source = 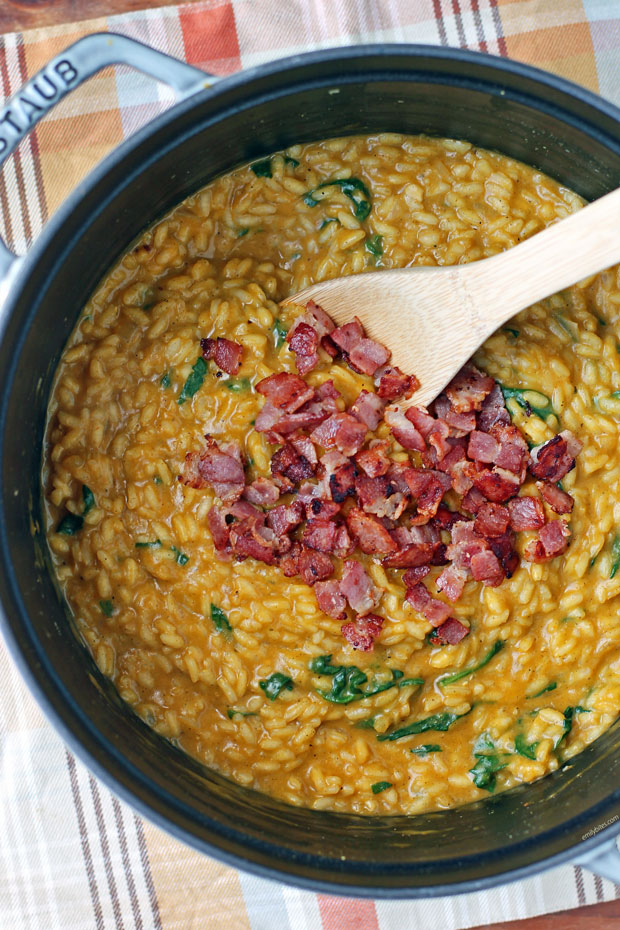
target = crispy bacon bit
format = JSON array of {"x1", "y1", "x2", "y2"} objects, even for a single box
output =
[
  {"x1": 375, "y1": 365, "x2": 419, "y2": 401},
  {"x1": 488, "y1": 530, "x2": 519, "y2": 578},
  {"x1": 311, "y1": 413, "x2": 367, "y2": 457},
  {"x1": 403, "y1": 565, "x2": 431, "y2": 585},
  {"x1": 303, "y1": 519, "x2": 338, "y2": 553},
  {"x1": 306, "y1": 300, "x2": 336, "y2": 335},
  {"x1": 434, "y1": 506, "x2": 462, "y2": 530},
  {"x1": 287, "y1": 321, "x2": 320, "y2": 375},
  {"x1": 348, "y1": 338, "x2": 391, "y2": 376},
  {"x1": 256, "y1": 372, "x2": 314, "y2": 412},
  {"x1": 341, "y1": 614, "x2": 383, "y2": 652},
  {"x1": 350, "y1": 390, "x2": 386, "y2": 430},
  {"x1": 468, "y1": 430, "x2": 499, "y2": 464},
  {"x1": 445, "y1": 364, "x2": 495, "y2": 413},
  {"x1": 470, "y1": 549, "x2": 504, "y2": 586},
  {"x1": 404, "y1": 468, "x2": 451, "y2": 523},
  {"x1": 384, "y1": 406, "x2": 426, "y2": 452},
  {"x1": 330, "y1": 462, "x2": 357, "y2": 503},
  {"x1": 320, "y1": 333, "x2": 340, "y2": 358},
  {"x1": 490, "y1": 423, "x2": 529, "y2": 476},
  {"x1": 201, "y1": 336, "x2": 243, "y2": 375},
  {"x1": 271, "y1": 442, "x2": 315, "y2": 489},
  {"x1": 278, "y1": 541, "x2": 302, "y2": 576},
  {"x1": 331, "y1": 318, "x2": 364, "y2": 354},
  {"x1": 468, "y1": 463, "x2": 521, "y2": 503},
  {"x1": 267, "y1": 500, "x2": 304, "y2": 536},
  {"x1": 306, "y1": 498, "x2": 341, "y2": 520},
  {"x1": 334, "y1": 524, "x2": 355, "y2": 558},
  {"x1": 355, "y1": 440, "x2": 391, "y2": 478},
  {"x1": 340, "y1": 560, "x2": 381, "y2": 614},
  {"x1": 524, "y1": 519, "x2": 571, "y2": 562},
  {"x1": 229, "y1": 521, "x2": 277, "y2": 565},
  {"x1": 207, "y1": 506, "x2": 231, "y2": 552},
  {"x1": 243, "y1": 476, "x2": 280, "y2": 507},
  {"x1": 461, "y1": 486, "x2": 487, "y2": 515},
  {"x1": 430, "y1": 617, "x2": 469, "y2": 645},
  {"x1": 180, "y1": 437, "x2": 245, "y2": 503},
  {"x1": 507, "y1": 496, "x2": 546, "y2": 531},
  {"x1": 355, "y1": 474, "x2": 407, "y2": 521},
  {"x1": 436, "y1": 563, "x2": 468, "y2": 602},
  {"x1": 530, "y1": 432, "x2": 582, "y2": 483},
  {"x1": 314, "y1": 580, "x2": 347, "y2": 619},
  {"x1": 537, "y1": 480, "x2": 574, "y2": 514},
  {"x1": 298, "y1": 547, "x2": 334, "y2": 585},
  {"x1": 478, "y1": 383, "x2": 510, "y2": 432},
  {"x1": 405, "y1": 582, "x2": 452, "y2": 626},
  {"x1": 474, "y1": 502, "x2": 510, "y2": 538},
  {"x1": 436, "y1": 442, "x2": 473, "y2": 495},
  {"x1": 383, "y1": 524, "x2": 440, "y2": 568},
  {"x1": 346, "y1": 508, "x2": 398, "y2": 555}
]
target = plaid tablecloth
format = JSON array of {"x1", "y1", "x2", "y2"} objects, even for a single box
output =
[{"x1": 2, "y1": 1, "x2": 620, "y2": 927}]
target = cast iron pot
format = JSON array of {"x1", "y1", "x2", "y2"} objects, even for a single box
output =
[{"x1": 1, "y1": 34, "x2": 620, "y2": 897}]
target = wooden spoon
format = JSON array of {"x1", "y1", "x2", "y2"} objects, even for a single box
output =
[{"x1": 284, "y1": 186, "x2": 620, "y2": 407}]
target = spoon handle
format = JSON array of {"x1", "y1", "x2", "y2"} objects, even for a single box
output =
[{"x1": 471, "y1": 185, "x2": 620, "y2": 321}]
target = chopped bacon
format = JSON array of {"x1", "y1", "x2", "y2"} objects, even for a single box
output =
[
  {"x1": 403, "y1": 565, "x2": 431, "y2": 585},
  {"x1": 434, "y1": 506, "x2": 462, "y2": 530},
  {"x1": 436, "y1": 563, "x2": 468, "y2": 602},
  {"x1": 524, "y1": 520, "x2": 571, "y2": 562},
  {"x1": 383, "y1": 524, "x2": 440, "y2": 568},
  {"x1": 430, "y1": 617, "x2": 469, "y2": 645},
  {"x1": 355, "y1": 440, "x2": 391, "y2": 478},
  {"x1": 306, "y1": 300, "x2": 336, "y2": 335},
  {"x1": 507, "y1": 496, "x2": 546, "y2": 531},
  {"x1": 243, "y1": 476, "x2": 280, "y2": 507},
  {"x1": 346, "y1": 507, "x2": 398, "y2": 555},
  {"x1": 468, "y1": 463, "x2": 521, "y2": 503},
  {"x1": 355, "y1": 474, "x2": 407, "y2": 521},
  {"x1": 432, "y1": 394, "x2": 476, "y2": 434},
  {"x1": 334, "y1": 524, "x2": 355, "y2": 558},
  {"x1": 474, "y1": 502, "x2": 510, "y2": 538},
  {"x1": 306, "y1": 498, "x2": 341, "y2": 520},
  {"x1": 314, "y1": 580, "x2": 347, "y2": 619},
  {"x1": 488, "y1": 530, "x2": 519, "y2": 578},
  {"x1": 303, "y1": 519, "x2": 338, "y2": 553},
  {"x1": 331, "y1": 318, "x2": 364, "y2": 354},
  {"x1": 435, "y1": 441, "x2": 472, "y2": 495},
  {"x1": 207, "y1": 506, "x2": 231, "y2": 552},
  {"x1": 180, "y1": 437, "x2": 245, "y2": 503},
  {"x1": 530, "y1": 432, "x2": 581, "y2": 483},
  {"x1": 405, "y1": 582, "x2": 452, "y2": 627},
  {"x1": 278, "y1": 541, "x2": 302, "y2": 576},
  {"x1": 267, "y1": 500, "x2": 304, "y2": 536},
  {"x1": 320, "y1": 333, "x2": 340, "y2": 358},
  {"x1": 289, "y1": 431, "x2": 318, "y2": 466},
  {"x1": 350, "y1": 390, "x2": 386, "y2": 430},
  {"x1": 340, "y1": 560, "x2": 381, "y2": 614},
  {"x1": 461, "y1": 486, "x2": 487, "y2": 515},
  {"x1": 311, "y1": 412, "x2": 367, "y2": 456},
  {"x1": 271, "y1": 442, "x2": 315, "y2": 489},
  {"x1": 490, "y1": 423, "x2": 529, "y2": 476},
  {"x1": 537, "y1": 480, "x2": 574, "y2": 514},
  {"x1": 468, "y1": 430, "x2": 499, "y2": 464},
  {"x1": 445, "y1": 364, "x2": 495, "y2": 413},
  {"x1": 329, "y1": 462, "x2": 357, "y2": 503},
  {"x1": 256, "y1": 372, "x2": 314, "y2": 412},
  {"x1": 298, "y1": 547, "x2": 334, "y2": 585},
  {"x1": 201, "y1": 336, "x2": 243, "y2": 375},
  {"x1": 403, "y1": 468, "x2": 451, "y2": 523},
  {"x1": 229, "y1": 521, "x2": 277, "y2": 564},
  {"x1": 375, "y1": 365, "x2": 419, "y2": 401},
  {"x1": 478, "y1": 383, "x2": 510, "y2": 432},
  {"x1": 341, "y1": 614, "x2": 383, "y2": 652},
  {"x1": 384, "y1": 405, "x2": 426, "y2": 452},
  {"x1": 287, "y1": 321, "x2": 320, "y2": 375},
  {"x1": 349, "y1": 338, "x2": 391, "y2": 376},
  {"x1": 470, "y1": 549, "x2": 504, "y2": 587}
]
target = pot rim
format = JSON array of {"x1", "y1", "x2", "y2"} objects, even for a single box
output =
[{"x1": 2, "y1": 41, "x2": 620, "y2": 897}]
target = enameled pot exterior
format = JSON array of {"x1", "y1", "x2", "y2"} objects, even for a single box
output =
[{"x1": 1, "y1": 36, "x2": 620, "y2": 896}]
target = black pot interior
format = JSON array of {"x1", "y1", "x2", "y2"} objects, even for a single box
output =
[{"x1": 2, "y1": 47, "x2": 620, "y2": 895}]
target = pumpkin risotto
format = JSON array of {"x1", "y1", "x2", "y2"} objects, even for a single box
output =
[{"x1": 44, "y1": 134, "x2": 620, "y2": 814}]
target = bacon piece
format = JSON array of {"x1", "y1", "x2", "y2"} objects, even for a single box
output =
[
  {"x1": 180, "y1": 437, "x2": 245, "y2": 503},
  {"x1": 354, "y1": 440, "x2": 391, "y2": 478},
  {"x1": 432, "y1": 394, "x2": 477, "y2": 435},
  {"x1": 346, "y1": 507, "x2": 398, "y2": 555},
  {"x1": 271, "y1": 442, "x2": 315, "y2": 490},
  {"x1": 446, "y1": 521, "x2": 487, "y2": 570},
  {"x1": 436, "y1": 563, "x2": 468, "y2": 602},
  {"x1": 478, "y1": 383, "x2": 510, "y2": 432},
  {"x1": 488, "y1": 530, "x2": 519, "y2": 578},
  {"x1": 507, "y1": 496, "x2": 546, "y2": 531},
  {"x1": 340, "y1": 560, "x2": 381, "y2": 615},
  {"x1": 243, "y1": 477, "x2": 280, "y2": 507},
  {"x1": 314, "y1": 580, "x2": 347, "y2": 619},
  {"x1": 303, "y1": 519, "x2": 338, "y2": 553},
  {"x1": 433, "y1": 506, "x2": 462, "y2": 530},
  {"x1": 430, "y1": 617, "x2": 469, "y2": 645},
  {"x1": 341, "y1": 614, "x2": 383, "y2": 652},
  {"x1": 383, "y1": 524, "x2": 440, "y2": 568},
  {"x1": 355, "y1": 474, "x2": 407, "y2": 521},
  {"x1": 229, "y1": 499, "x2": 265, "y2": 523},
  {"x1": 329, "y1": 462, "x2": 357, "y2": 503},
  {"x1": 405, "y1": 582, "x2": 452, "y2": 627},
  {"x1": 384, "y1": 406, "x2": 426, "y2": 452},
  {"x1": 207, "y1": 505, "x2": 232, "y2": 552},
  {"x1": 403, "y1": 565, "x2": 431, "y2": 585},
  {"x1": 256, "y1": 372, "x2": 315, "y2": 412},
  {"x1": 200, "y1": 337, "x2": 243, "y2": 375},
  {"x1": 278, "y1": 541, "x2": 302, "y2": 576},
  {"x1": 331, "y1": 318, "x2": 364, "y2": 354},
  {"x1": 287, "y1": 321, "x2": 320, "y2": 375},
  {"x1": 311, "y1": 413, "x2": 367, "y2": 457},
  {"x1": 375, "y1": 365, "x2": 419, "y2": 401},
  {"x1": 305, "y1": 300, "x2": 336, "y2": 335},
  {"x1": 445, "y1": 364, "x2": 494, "y2": 413},
  {"x1": 403, "y1": 468, "x2": 451, "y2": 523},
  {"x1": 529, "y1": 433, "x2": 580, "y2": 483},
  {"x1": 229, "y1": 521, "x2": 277, "y2": 565},
  {"x1": 305, "y1": 498, "x2": 341, "y2": 520},
  {"x1": 264, "y1": 392, "x2": 339, "y2": 438},
  {"x1": 470, "y1": 549, "x2": 504, "y2": 586},
  {"x1": 334, "y1": 524, "x2": 355, "y2": 558},
  {"x1": 436, "y1": 441, "x2": 473, "y2": 495},
  {"x1": 474, "y1": 502, "x2": 510, "y2": 538},
  {"x1": 537, "y1": 480, "x2": 574, "y2": 514},
  {"x1": 524, "y1": 520, "x2": 571, "y2": 562},
  {"x1": 468, "y1": 430, "x2": 499, "y2": 464},
  {"x1": 298, "y1": 547, "x2": 334, "y2": 585},
  {"x1": 468, "y1": 463, "x2": 521, "y2": 503},
  {"x1": 266, "y1": 500, "x2": 304, "y2": 536},
  {"x1": 349, "y1": 338, "x2": 391, "y2": 376},
  {"x1": 289, "y1": 431, "x2": 318, "y2": 466},
  {"x1": 462, "y1": 486, "x2": 487, "y2": 515},
  {"x1": 350, "y1": 390, "x2": 386, "y2": 430},
  {"x1": 320, "y1": 333, "x2": 340, "y2": 358},
  {"x1": 490, "y1": 423, "x2": 529, "y2": 476}
]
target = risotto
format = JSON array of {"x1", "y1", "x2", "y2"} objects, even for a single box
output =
[{"x1": 43, "y1": 134, "x2": 620, "y2": 815}]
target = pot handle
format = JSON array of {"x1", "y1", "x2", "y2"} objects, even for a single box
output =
[
  {"x1": 576, "y1": 837, "x2": 620, "y2": 885},
  {"x1": 0, "y1": 32, "x2": 212, "y2": 284}
]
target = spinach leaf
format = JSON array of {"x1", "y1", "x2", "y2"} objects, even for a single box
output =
[
  {"x1": 57, "y1": 513, "x2": 84, "y2": 535},
  {"x1": 371, "y1": 781, "x2": 392, "y2": 795},
  {"x1": 610, "y1": 535, "x2": 620, "y2": 579},
  {"x1": 210, "y1": 603, "x2": 232, "y2": 634},
  {"x1": 251, "y1": 158, "x2": 272, "y2": 177},
  {"x1": 259, "y1": 672, "x2": 293, "y2": 700},
  {"x1": 503, "y1": 327, "x2": 519, "y2": 338},
  {"x1": 304, "y1": 177, "x2": 371, "y2": 221},
  {"x1": 171, "y1": 546, "x2": 189, "y2": 566},
  {"x1": 515, "y1": 732, "x2": 539, "y2": 760},
  {"x1": 178, "y1": 357, "x2": 207, "y2": 404},
  {"x1": 310, "y1": 655, "x2": 422, "y2": 704},
  {"x1": 284, "y1": 155, "x2": 300, "y2": 168},
  {"x1": 470, "y1": 753, "x2": 508, "y2": 791},
  {"x1": 237, "y1": 227, "x2": 250, "y2": 237},
  {"x1": 527, "y1": 681, "x2": 557, "y2": 699},
  {"x1": 500, "y1": 384, "x2": 554, "y2": 421},
  {"x1": 555, "y1": 705, "x2": 590, "y2": 749},
  {"x1": 410, "y1": 744, "x2": 442, "y2": 756},
  {"x1": 135, "y1": 539, "x2": 162, "y2": 549},
  {"x1": 438, "y1": 641, "x2": 503, "y2": 688},
  {"x1": 82, "y1": 485, "x2": 95, "y2": 515},
  {"x1": 160, "y1": 371, "x2": 171, "y2": 388},
  {"x1": 398, "y1": 677, "x2": 426, "y2": 688},
  {"x1": 153, "y1": 476, "x2": 163, "y2": 486},
  {"x1": 377, "y1": 711, "x2": 466, "y2": 742},
  {"x1": 227, "y1": 708, "x2": 257, "y2": 719},
  {"x1": 365, "y1": 234, "x2": 383, "y2": 256},
  {"x1": 355, "y1": 717, "x2": 376, "y2": 730},
  {"x1": 319, "y1": 217, "x2": 338, "y2": 230},
  {"x1": 99, "y1": 599, "x2": 114, "y2": 617},
  {"x1": 226, "y1": 377, "x2": 251, "y2": 392},
  {"x1": 273, "y1": 318, "x2": 288, "y2": 349}
]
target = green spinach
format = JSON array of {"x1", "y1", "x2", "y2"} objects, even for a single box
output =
[
  {"x1": 273, "y1": 319, "x2": 288, "y2": 349},
  {"x1": 57, "y1": 513, "x2": 84, "y2": 535},
  {"x1": 99, "y1": 599, "x2": 114, "y2": 617},
  {"x1": 82, "y1": 485, "x2": 95, "y2": 515},
  {"x1": 371, "y1": 781, "x2": 392, "y2": 795},
  {"x1": 365, "y1": 234, "x2": 383, "y2": 256},
  {"x1": 171, "y1": 546, "x2": 189, "y2": 566},
  {"x1": 610, "y1": 535, "x2": 620, "y2": 579},
  {"x1": 410, "y1": 744, "x2": 442, "y2": 756},
  {"x1": 438, "y1": 641, "x2": 503, "y2": 688},
  {"x1": 160, "y1": 371, "x2": 171, "y2": 388},
  {"x1": 527, "y1": 682, "x2": 557, "y2": 699},
  {"x1": 377, "y1": 711, "x2": 466, "y2": 743},
  {"x1": 226, "y1": 377, "x2": 251, "y2": 392},
  {"x1": 210, "y1": 603, "x2": 232, "y2": 634},
  {"x1": 310, "y1": 655, "x2": 422, "y2": 704},
  {"x1": 515, "y1": 732, "x2": 539, "y2": 760},
  {"x1": 178, "y1": 357, "x2": 207, "y2": 404},
  {"x1": 500, "y1": 384, "x2": 554, "y2": 422},
  {"x1": 304, "y1": 177, "x2": 371, "y2": 221},
  {"x1": 135, "y1": 539, "x2": 162, "y2": 549},
  {"x1": 260, "y1": 672, "x2": 293, "y2": 700}
]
